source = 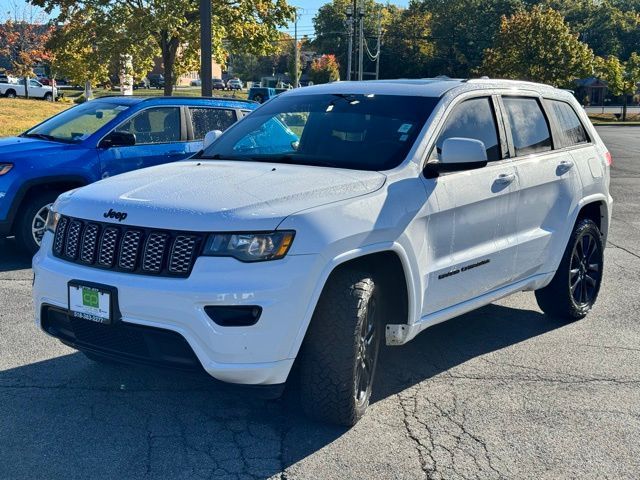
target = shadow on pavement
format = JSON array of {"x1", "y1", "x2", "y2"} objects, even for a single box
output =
[
  {"x1": 0, "y1": 302, "x2": 564, "y2": 479},
  {"x1": 0, "y1": 238, "x2": 32, "y2": 272}
]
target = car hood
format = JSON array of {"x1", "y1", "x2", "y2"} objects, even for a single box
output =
[
  {"x1": 0, "y1": 137, "x2": 71, "y2": 159},
  {"x1": 56, "y1": 160, "x2": 386, "y2": 231}
]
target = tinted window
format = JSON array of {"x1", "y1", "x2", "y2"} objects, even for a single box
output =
[
  {"x1": 189, "y1": 108, "x2": 237, "y2": 139},
  {"x1": 115, "y1": 107, "x2": 181, "y2": 144},
  {"x1": 433, "y1": 97, "x2": 501, "y2": 161},
  {"x1": 503, "y1": 97, "x2": 552, "y2": 156},
  {"x1": 202, "y1": 94, "x2": 439, "y2": 171},
  {"x1": 548, "y1": 100, "x2": 588, "y2": 148}
]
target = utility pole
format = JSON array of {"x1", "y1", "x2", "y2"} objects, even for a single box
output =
[
  {"x1": 294, "y1": 8, "x2": 299, "y2": 88},
  {"x1": 357, "y1": 6, "x2": 364, "y2": 81},
  {"x1": 346, "y1": 6, "x2": 353, "y2": 81},
  {"x1": 200, "y1": 0, "x2": 212, "y2": 97},
  {"x1": 375, "y1": 13, "x2": 382, "y2": 80}
]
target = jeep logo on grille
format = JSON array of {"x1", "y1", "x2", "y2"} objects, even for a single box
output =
[{"x1": 103, "y1": 209, "x2": 128, "y2": 222}]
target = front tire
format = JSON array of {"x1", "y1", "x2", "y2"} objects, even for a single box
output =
[
  {"x1": 43, "y1": 92, "x2": 53, "y2": 101},
  {"x1": 299, "y1": 269, "x2": 382, "y2": 426},
  {"x1": 16, "y1": 192, "x2": 59, "y2": 255},
  {"x1": 535, "y1": 218, "x2": 604, "y2": 320}
]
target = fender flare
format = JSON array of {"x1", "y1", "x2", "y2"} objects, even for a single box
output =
[
  {"x1": 286, "y1": 241, "x2": 420, "y2": 359},
  {"x1": 5, "y1": 175, "x2": 88, "y2": 232}
]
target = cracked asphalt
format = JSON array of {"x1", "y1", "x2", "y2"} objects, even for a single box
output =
[{"x1": 1, "y1": 126, "x2": 639, "y2": 479}]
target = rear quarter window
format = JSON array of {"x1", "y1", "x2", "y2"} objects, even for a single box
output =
[
  {"x1": 189, "y1": 108, "x2": 237, "y2": 140},
  {"x1": 546, "y1": 99, "x2": 589, "y2": 148}
]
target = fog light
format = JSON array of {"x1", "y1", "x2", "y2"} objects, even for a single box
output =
[{"x1": 204, "y1": 306, "x2": 262, "y2": 327}]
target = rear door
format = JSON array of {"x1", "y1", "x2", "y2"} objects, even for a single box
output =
[
  {"x1": 501, "y1": 95, "x2": 582, "y2": 279},
  {"x1": 98, "y1": 106, "x2": 189, "y2": 178},
  {"x1": 184, "y1": 107, "x2": 238, "y2": 155},
  {"x1": 421, "y1": 95, "x2": 520, "y2": 315}
]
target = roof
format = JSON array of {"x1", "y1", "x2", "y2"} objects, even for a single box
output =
[{"x1": 284, "y1": 77, "x2": 559, "y2": 98}]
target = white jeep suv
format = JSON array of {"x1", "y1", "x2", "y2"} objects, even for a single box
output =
[{"x1": 33, "y1": 79, "x2": 612, "y2": 426}]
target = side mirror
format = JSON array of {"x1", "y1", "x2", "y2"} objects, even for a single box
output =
[
  {"x1": 424, "y1": 137, "x2": 488, "y2": 178},
  {"x1": 203, "y1": 129, "x2": 223, "y2": 150},
  {"x1": 100, "y1": 131, "x2": 136, "y2": 148}
]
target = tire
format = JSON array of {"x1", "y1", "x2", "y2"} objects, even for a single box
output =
[
  {"x1": 535, "y1": 218, "x2": 604, "y2": 320},
  {"x1": 43, "y1": 92, "x2": 53, "y2": 102},
  {"x1": 299, "y1": 269, "x2": 382, "y2": 426},
  {"x1": 15, "y1": 191, "x2": 60, "y2": 256},
  {"x1": 5, "y1": 89, "x2": 16, "y2": 99}
]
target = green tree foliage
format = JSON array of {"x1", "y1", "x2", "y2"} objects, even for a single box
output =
[
  {"x1": 380, "y1": 1, "x2": 434, "y2": 78},
  {"x1": 480, "y1": 6, "x2": 594, "y2": 86},
  {"x1": 420, "y1": 0, "x2": 523, "y2": 77},
  {"x1": 594, "y1": 53, "x2": 640, "y2": 120},
  {"x1": 34, "y1": 0, "x2": 295, "y2": 95},
  {"x1": 309, "y1": 54, "x2": 340, "y2": 84}
]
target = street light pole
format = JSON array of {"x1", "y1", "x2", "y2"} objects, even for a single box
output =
[
  {"x1": 357, "y1": 6, "x2": 364, "y2": 81},
  {"x1": 294, "y1": 8, "x2": 299, "y2": 88},
  {"x1": 200, "y1": 0, "x2": 212, "y2": 97},
  {"x1": 346, "y1": 6, "x2": 353, "y2": 81}
]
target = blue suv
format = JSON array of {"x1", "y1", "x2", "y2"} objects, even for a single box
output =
[{"x1": 0, "y1": 96, "x2": 257, "y2": 254}]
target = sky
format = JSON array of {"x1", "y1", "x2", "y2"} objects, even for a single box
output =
[{"x1": 2, "y1": 0, "x2": 409, "y2": 36}]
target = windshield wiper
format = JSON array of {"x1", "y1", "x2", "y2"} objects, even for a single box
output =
[{"x1": 22, "y1": 133, "x2": 72, "y2": 143}]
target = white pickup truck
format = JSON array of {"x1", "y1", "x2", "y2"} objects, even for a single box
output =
[{"x1": 0, "y1": 77, "x2": 58, "y2": 101}]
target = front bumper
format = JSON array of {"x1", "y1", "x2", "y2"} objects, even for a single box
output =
[{"x1": 33, "y1": 233, "x2": 323, "y2": 385}]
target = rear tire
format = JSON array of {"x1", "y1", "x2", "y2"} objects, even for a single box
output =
[
  {"x1": 5, "y1": 89, "x2": 16, "y2": 99},
  {"x1": 16, "y1": 191, "x2": 59, "y2": 256},
  {"x1": 535, "y1": 218, "x2": 604, "y2": 320},
  {"x1": 299, "y1": 269, "x2": 381, "y2": 426}
]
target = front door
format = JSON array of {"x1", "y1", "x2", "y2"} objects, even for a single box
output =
[
  {"x1": 98, "y1": 106, "x2": 189, "y2": 178},
  {"x1": 420, "y1": 95, "x2": 520, "y2": 316}
]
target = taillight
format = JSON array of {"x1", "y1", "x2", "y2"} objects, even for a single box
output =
[{"x1": 604, "y1": 151, "x2": 613, "y2": 166}]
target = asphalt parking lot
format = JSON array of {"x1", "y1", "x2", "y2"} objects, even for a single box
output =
[{"x1": 1, "y1": 126, "x2": 639, "y2": 480}]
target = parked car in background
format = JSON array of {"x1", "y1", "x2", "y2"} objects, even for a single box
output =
[
  {"x1": 0, "y1": 95, "x2": 257, "y2": 254},
  {"x1": 147, "y1": 74, "x2": 165, "y2": 89},
  {"x1": 247, "y1": 86, "x2": 277, "y2": 103},
  {"x1": 212, "y1": 78, "x2": 226, "y2": 90},
  {"x1": 0, "y1": 77, "x2": 59, "y2": 101},
  {"x1": 133, "y1": 79, "x2": 149, "y2": 90},
  {"x1": 226, "y1": 78, "x2": 243, "y2": 90},
  {"x1": 190, "y1": 79, "x2": 202, "y2": 87}
]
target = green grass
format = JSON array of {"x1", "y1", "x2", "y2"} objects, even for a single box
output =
[
  {"x1": 0, "y1": 98, "x2": 70, "y2": 137},
  {"x1": 588, "y1": 113, "x2": 640, "y2": 125}
]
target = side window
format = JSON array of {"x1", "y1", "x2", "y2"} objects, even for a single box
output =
[
  {"x1": 502, "y1": 97, "x2": 552, "y2": 156},
  {"x1": 432, "y1": 97, "x2": 501, "y2": 162},
  {"x1": 189, "y1": 108, "x2": 237, "y2": 140},
  {"x1": 547, "y1": 100, "x2": 589, "y2": 148},
  {"x1": 115, "y1": 107, "x2": 181, "y2": 145}
]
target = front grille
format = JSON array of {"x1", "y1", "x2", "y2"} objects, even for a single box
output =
[{"x1": 52, "y1": 215, "x2": 204, "y2": 277}]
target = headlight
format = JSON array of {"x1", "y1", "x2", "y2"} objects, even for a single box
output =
[
  {"x1": 45, "y1": 207, "x2": 60, "y2": 233},
  {"x1": 202, "y1": 231, "x2": 295, "y2": 262},
  {"x1": 0, "y1": 163, "x2": 13, "y2": 176}
]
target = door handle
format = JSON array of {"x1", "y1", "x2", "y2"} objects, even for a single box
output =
[
  {"x1": 559, "y1": 159, "x2": 574, "y2": 170},
  {"x1": 495, "y1": 173, "x2": 516, "y2": 184}
]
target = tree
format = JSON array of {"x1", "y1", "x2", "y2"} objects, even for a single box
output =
[
  {"x1": 380, "y1": 2, "x2": 434, "y2": 78},
  {"x1": 0, "y1": 5, "x2": 53, "y2": 98},
  {"x1": 594, "y1": 53, "x2": 640, "y2": 121},
  {"x1": 480, "y1": 6, "x2": 594, "y2": 87},
  {"x1": 34, "y1": 0, "x2": 295, "y2": 96},
  {"x1": 420, "y1": 0, "x2": 523, "y2": 77},
  {"x1": 309, "y1": 54, "x2": 340, "y2": 84}
]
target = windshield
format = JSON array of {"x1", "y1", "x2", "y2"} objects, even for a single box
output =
[
  {"x1": 202, "y1": 93, "x2": 439, "y2": 170},
  {"x1": 23, "y1": 101, "x2": 130, "y2": 143}
]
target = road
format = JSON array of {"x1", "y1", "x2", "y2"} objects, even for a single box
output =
[{"x1": 1, "y1": 127, "x2": 639, "y2": 479}]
